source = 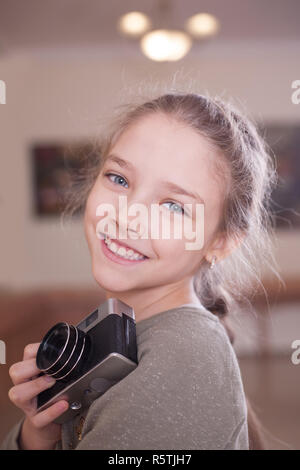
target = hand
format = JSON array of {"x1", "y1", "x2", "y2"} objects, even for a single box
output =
[{"x1": 8, "y1": 342, "x2": 69, "y2": 450}]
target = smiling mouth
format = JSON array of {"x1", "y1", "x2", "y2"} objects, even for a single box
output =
[{"x1": 97, "y1": 232, "x2": 149, "y2": 261}]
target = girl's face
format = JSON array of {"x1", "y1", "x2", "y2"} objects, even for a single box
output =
[{"x1": 84, "y1": 113, "x2": 227, "y2": 296}]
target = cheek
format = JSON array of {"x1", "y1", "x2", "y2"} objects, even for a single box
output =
[
  {"x1": 153, "y1": 237, "x2": 200, "y2": 262},
  {"x1": 84, "y1": 188, "x2": 104, "y2": 248},
  {"x1": 152, "y1": 238, "x2": 204, "y2": 283},
  {"x1": 85, "y1": 184, "x2": 111, "y2": 224}
]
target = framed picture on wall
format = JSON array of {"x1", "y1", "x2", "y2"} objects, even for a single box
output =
[
  {"x1": 30, "y1": 141, "x2": 99, "y2": 217},
  {"x1": 261, "y1": 124, "x2": 300, "y2": 230}
]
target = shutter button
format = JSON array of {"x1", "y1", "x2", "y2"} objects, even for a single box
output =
[{"x1": 70, "y1": 401, "x2": 82, "y2": 411}]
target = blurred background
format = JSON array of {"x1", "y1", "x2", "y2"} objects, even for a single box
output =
[{"x1": 0, "y1": 0, "x2": 299, "y2": 449}]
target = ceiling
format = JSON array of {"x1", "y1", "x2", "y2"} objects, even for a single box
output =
[{"x1": 0, "y1": 0, "x2": 299, "y2": 53}]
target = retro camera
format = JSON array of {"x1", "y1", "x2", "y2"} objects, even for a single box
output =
[{"x1": 36, "y1": 298, "x2": 138, "y2": 424}]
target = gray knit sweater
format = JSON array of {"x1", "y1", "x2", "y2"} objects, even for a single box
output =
[{"x1": 0, "y1": 304, "x2": 249, "y2": 450}]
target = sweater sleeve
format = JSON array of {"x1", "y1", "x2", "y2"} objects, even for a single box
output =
[
  {"x1": 0, "y1": 418, "x2": 24, "y2": 450},
  {"x1": 0, "y1": 417, "x2": 62, "y2": 450},
  {"x1": 75, "y1": 318, "x2": 249, "y2": 450}
]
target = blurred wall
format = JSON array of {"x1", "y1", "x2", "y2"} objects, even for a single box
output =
[{"x1": 0, "y1": 40, "x2": 299, "y2": 289}]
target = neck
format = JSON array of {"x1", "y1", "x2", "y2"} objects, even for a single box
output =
[{"x1": 104, "y1": 279, "x2": 202, "y2": 323}]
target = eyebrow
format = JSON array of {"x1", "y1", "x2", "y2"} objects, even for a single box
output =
[{"x1": 105, "y1": 153, "x2": 205, "y2": 204}]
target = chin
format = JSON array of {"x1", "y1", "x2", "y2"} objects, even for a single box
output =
[{"x1": 91, "y1": 261, "x2": 136, "y2": 293}]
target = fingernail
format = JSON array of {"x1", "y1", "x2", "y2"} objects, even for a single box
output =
[{"x1": 44, "y1": 375, "x2": 56, "y2": 384}]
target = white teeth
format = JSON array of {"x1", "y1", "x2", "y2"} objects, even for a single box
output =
[
  {"x1": 104, "y1": 236, "x2": 145, "y2": 260},
  {"x1": 109, "y1": 242, "x2": 118, "y2": 253},
  {"x1": 117, "y1": 247, "x2": 127, "y2": 257}
]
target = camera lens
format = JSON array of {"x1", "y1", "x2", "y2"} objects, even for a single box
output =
[{"x1": 36, "y1": 322, "x2": 91, "y2": 381}]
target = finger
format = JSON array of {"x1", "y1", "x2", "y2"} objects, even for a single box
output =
[
  {"x1": 9, "y1": 358, "x2": 42, "y2": 385},
  {"x1": 30, "y1": 400, "x2": 69, "y2": 429},
  {"x1": 8, "y1": 374, "x2": 56, "y2": 408},
  {"x1": 23, "y1": 343, "x2": 41, "y2": 361}
]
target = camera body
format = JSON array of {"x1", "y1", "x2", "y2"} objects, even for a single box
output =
[{"x1": 36, "y1": 298, "x2": 138, "y2": 424}]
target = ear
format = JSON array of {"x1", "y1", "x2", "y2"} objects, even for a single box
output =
[{"x1": 205, "y1": 231, "x2": 245, "y2": 264}]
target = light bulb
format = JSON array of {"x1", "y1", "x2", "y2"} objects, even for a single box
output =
[
  {"x1": 117, "y1": 11, "x2": 152, "y2": 37},
  {"x1": 140, "y1": 29, "x2": 192, "y2": 62},
  {"x1": 185, "y1": 13, "x2": 220, "y2": 38}
]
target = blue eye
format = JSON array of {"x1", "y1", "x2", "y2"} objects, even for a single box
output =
[
  {"x1": 104, "y1": 173, "x2": 188, "y2": 216},
  {"x1": 105, "y1": 172, "x2": 128, "y2": 188},
  {"x1": 163, "y1": 201, "x2": 185, "y2": 215}
]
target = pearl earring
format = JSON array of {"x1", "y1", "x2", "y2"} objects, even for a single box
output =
[{"x1": 210, "y1": 255, "x2": 217, "y2": 270}]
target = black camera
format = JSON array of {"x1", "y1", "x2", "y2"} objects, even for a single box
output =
[{"x1": 36, "y1": 298, "x2": 138, "y2": 424}]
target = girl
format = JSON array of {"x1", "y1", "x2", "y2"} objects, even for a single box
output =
[{"x1": 1, "y1": 91, "x2": 280, "y2": 450}]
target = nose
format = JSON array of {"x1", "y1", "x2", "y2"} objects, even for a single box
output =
[
  {"x1": 117, "y1": 212, "x2": 147, "y2": 240},
  {"x1": 117, "y1": 195, "x2": 150, "y2": 240}
]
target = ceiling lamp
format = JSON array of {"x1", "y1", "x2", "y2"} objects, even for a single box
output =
[
  {"x1": 117, "y1": 3, "x2": 220, "y2": 62},
  {"x1": 140, "y1": 29, "x2": 192, "y2": 62},
  {"x1": 185, "y1": 13, "x2": 220, "y2": 38},
  {"x1": 117, "y1": 11, "x2": 152, "y2": 37}
]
